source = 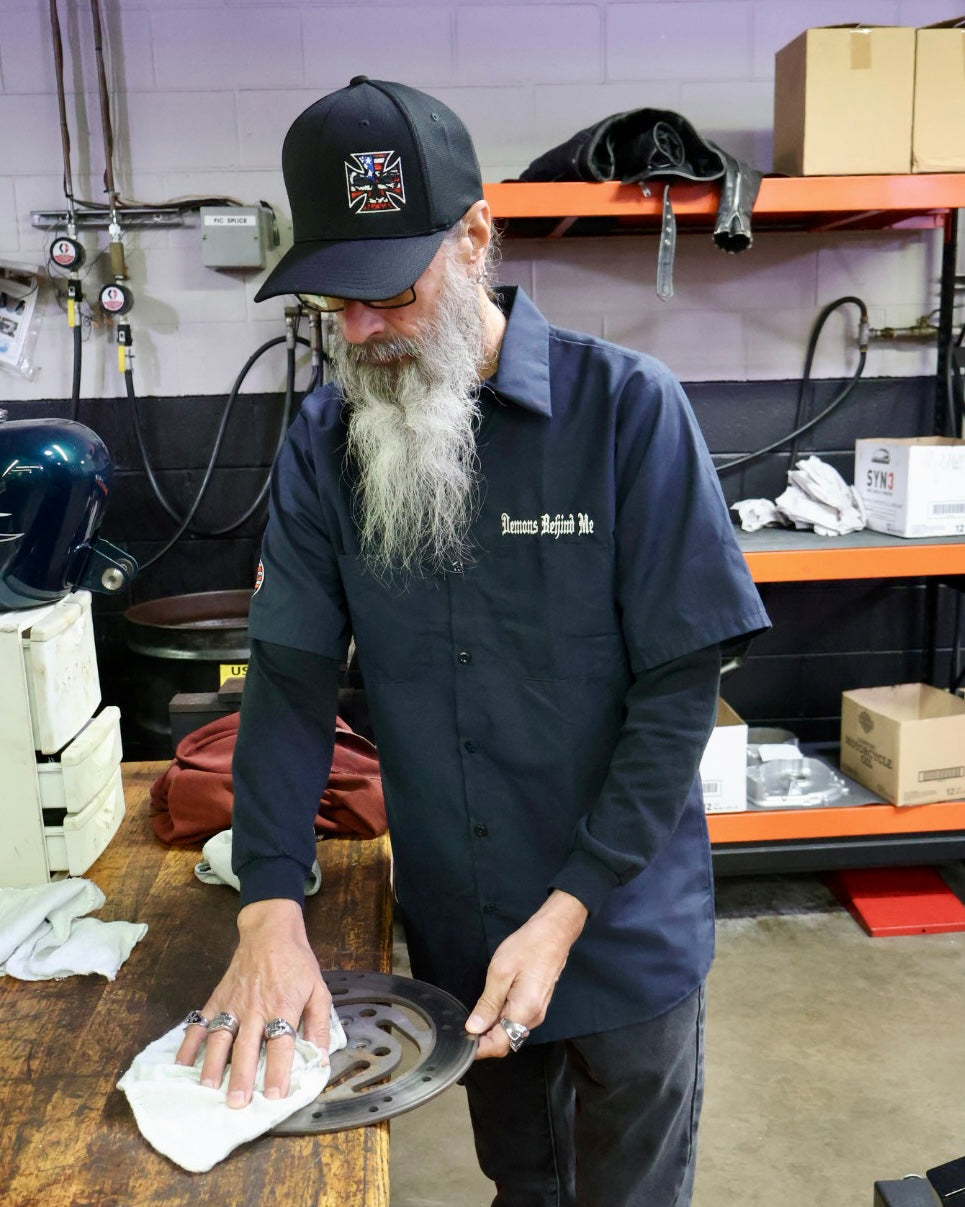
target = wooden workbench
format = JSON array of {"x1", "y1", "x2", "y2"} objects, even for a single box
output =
[{"x1": 0, "y1": 762, "x2": 393, "y2": 1207}]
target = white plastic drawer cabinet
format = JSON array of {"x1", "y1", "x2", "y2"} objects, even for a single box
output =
[
  {"x1": 43, "y1": 765, "x2": 126, "y2": 876},
  {"x1": 21, "y1": 590, "x2": 100, "y2": 753},
  {"x1": 0, "y1": 590, "x2": 123, "y2": 888}
]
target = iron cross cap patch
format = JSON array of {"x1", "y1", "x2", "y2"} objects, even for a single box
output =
[{"x1": 345, "y1": 151, "x2": 406, "y2": 215}]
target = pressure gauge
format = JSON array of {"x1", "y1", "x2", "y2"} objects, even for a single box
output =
[
  {"x1": 50, "y1": 237, "x2": 86, "y2": 270},
  {"x1": 99, "y1": 282, "x2": 133, "y2": 316}
]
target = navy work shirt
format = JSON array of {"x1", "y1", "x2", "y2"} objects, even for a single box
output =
[{"x1": 242, "y1": 286, "x2": 769, "y2": 1041}]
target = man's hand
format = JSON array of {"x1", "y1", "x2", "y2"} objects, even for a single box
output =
[
  {"x1": 465, "y1": 890, "x2": 588, "y2": 1059},
  {"x1": 174, "y1": 898, "x2": 332, "y2": 1108}
]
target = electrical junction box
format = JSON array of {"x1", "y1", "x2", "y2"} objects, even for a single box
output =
[{"x1": 200, "y1": 206, "x2": 271, "y2": 269}]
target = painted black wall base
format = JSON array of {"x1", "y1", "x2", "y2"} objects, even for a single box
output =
[{"x1": 3, "y1": 375, "x2": 960, "y2": 761}]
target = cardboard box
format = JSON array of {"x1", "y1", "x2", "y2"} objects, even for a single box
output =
[
  {"x1": 913, "y1": 19, "x2": 965, "y2": 173},
  {"x1": 854, "y1": 437, "x2": 965, "y2": 538},
  {"x1": 700, "y1": 700, "x2": 747, "y2": 813},
  {"x1": 840, "y1": 683, "x2": 965, "y2": 806},
  {"x1": 773, "y1": 25, "x2": 916, "y2": 175}
]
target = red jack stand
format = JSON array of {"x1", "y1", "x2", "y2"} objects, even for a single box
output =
[{"x1": 827, "y1": 866, "x2": 965, "y2": 937}]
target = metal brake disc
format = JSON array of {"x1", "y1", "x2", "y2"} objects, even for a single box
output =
[{"x1": 272, "y1": 970, "x2": 478, "y2": 1134}]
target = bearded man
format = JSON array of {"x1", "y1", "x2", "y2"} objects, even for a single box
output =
[{"x1": 177, "y1": 77, "x2": 769, "y2": 1207}]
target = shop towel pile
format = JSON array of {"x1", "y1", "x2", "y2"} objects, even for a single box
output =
[{"x1": 0, "y1": 878, "x2": 147, "y2": 981}]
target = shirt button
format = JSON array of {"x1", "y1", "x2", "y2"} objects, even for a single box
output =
[
  {"x1": 473, "y1": 824, "x2": 488, "y2": 838},
  {"x1": 482, "y1": 904, "x2": 497, "y2": 915},
  {"x1": 457, "y1": 651, "x2": 472, "y2": 664},
  {"x1": 463, "y1": 740, "x2": 477, "y2": 754}
]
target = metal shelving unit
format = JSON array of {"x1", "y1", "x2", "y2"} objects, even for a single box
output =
[{"x1": 486, "y1": 176, "x2": 965, "y2": 873}]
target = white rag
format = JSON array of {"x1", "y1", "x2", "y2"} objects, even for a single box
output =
[
  {"x1": 194, "y1": 829, "x2": 322, "y2": 896},
  {"x1": 0, "y1": 878, "x2": 147, "y2": 981},
  {"x1": 117, "y1": 1007, "x2": 347, "y2": 1172},
  {"x1": 733, "y1": 456, "x2": 867, "y2": 537}
]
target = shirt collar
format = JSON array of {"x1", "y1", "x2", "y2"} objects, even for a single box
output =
[{"x1": 485, "y1": 286, "x2": 552, "y2": 418}]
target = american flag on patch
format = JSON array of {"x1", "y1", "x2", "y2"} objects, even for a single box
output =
[{"x1": 345, "y1": 151, "x2": 406, "y2": 214}]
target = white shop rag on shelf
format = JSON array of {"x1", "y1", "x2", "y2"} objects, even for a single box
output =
[
  {"x1": 118, "y1": 1007, "x2": 347, "y2": 1173},
  {"x1": 733, "y1": 456, "x2": 867, "y2": 536},
  {"x1": 0, "y1": 878, "x2": 147, "y2": 981}
]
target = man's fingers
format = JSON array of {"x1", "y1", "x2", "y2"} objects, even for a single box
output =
[
  {"x1": 473, "y1": 1020, "x2": 515, "y2": 1061},
  {"x1": 224, "y1": 1023, "x2": 267, "y2": 1108},
  {"x1": 174, "y1": 1020, "x2": 209, "y2": 1067},
  {"x1": 465, "y1": 977, "x2": 511, "y2": 1035},
  {"x1": 261, "y1": 1021, "x2": 298, "y2": 1100},
  {"x1": 301, "y1": 993, "x2": 332, "y2": 1060},
  {"x1": 199, "y1": 1026, "x2": 237, "y2": 1094}
]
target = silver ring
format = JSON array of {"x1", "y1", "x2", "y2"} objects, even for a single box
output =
[
  {"x1": 181, "y1": 1009, "x2": 210, "y2": 1030},
  {"x1": 208, "y1": 1011, "x2": 240, "y2": 1037},
  {"x1": 264, "y1": 1018, "x2": 298, "y2": 1042},
  {"x1": 499, "y1": 1018, "x2": 530, "y2": 1052}
]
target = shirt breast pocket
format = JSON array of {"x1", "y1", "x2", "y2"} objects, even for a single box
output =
[{"x1": 480, "y1": 538, "x2": 627, "y2": 681}]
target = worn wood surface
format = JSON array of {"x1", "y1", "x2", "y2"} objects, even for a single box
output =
[{"x1": 0, "y1": 762, "x2": 393, "y2": 1207}]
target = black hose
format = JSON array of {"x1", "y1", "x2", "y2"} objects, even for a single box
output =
[
  {"x1": 126, "y1": 366, "x2": 216, "y2": 572},
  {"x1": 944, "y1": 319, "x2": 965, "y2": 437},
  {"x1": 70, "y1": 320, "x2": 81, "y2": 421},
  {"x1": 199, "y1": 338, "x2": 298, "y2": 536},
  {"x1": 129, "y1": 335, "x2": 309, "y2": 567},
  {"x1": 717, "y1": 296, "x2": 869, "y2": 475}
]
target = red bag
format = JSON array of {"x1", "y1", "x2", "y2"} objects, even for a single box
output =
[{"x1": 149, "y1": 712, "x2": 386, "y2": 846}]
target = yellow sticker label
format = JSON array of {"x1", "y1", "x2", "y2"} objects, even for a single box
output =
[{"x1": 219, "y1": 663, "x2": 248, "y2": 686}]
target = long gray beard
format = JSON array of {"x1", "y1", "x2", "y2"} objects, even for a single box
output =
[{"x1": 331, "y1": 262, "x2": 488, "y2": 578}]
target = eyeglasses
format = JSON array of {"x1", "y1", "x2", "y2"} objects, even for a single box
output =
[{"x1": 296, "y1": 286, "x2": 417, "y2": 313}]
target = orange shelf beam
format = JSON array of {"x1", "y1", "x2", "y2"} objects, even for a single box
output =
[
  {"x1": 743, "y1": 540, "x2": 965, "y2": 582},
  {"x1": 484, "y1": 175, "x2": 965, "y2": 227},
  {"x1": 708, "y1": 799, "x2": 965, "y2": 845}
]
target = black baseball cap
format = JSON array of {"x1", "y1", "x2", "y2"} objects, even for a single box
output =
[{"x1": 254, "y1": 76, "x2": 483, "y2": 302}]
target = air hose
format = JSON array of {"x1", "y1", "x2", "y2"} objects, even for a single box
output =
[
  {"x1": 716, "y1": 296, "x2": 869, "y2": 475},
  {"x1": 130, "y1": 328, "x2": 312, "y2": 572}
]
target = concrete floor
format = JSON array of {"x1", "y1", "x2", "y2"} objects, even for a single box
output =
[{"x1": 388, "y1": 865, "x2": 965, "y2": 1206}]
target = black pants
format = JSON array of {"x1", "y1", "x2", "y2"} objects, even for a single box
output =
[{"x1": 461, "y1": 986, "x2": 705, "y2": 1207}]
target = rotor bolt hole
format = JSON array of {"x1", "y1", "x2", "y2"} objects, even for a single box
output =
[
  {"x1": 360, "y1": 1008, "x2": 378, "y2": 1017},
  {"x1": 373, "y1": 1046, "x2": 391, "y2": 1056}
]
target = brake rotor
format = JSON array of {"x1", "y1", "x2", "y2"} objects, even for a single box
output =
[{"x1": 272, "y1": 970, "x2": 478, "y2": 1133}]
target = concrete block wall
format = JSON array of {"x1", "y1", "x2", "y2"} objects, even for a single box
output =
[{"x1": 2, "y1": 0, "x2": 963, "y2": 404}]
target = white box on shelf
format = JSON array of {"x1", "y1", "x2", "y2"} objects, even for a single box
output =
[
  {"x1": 854, "y1": 437, "x2": 965, "y2": 538},
  {"x1": 700, "y1": 700, "x2": 748, "y2": 813}
]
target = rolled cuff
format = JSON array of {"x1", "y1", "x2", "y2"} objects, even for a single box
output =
[
  {"x1": 549, "y1": 848, "x2": 622, "y2": 918},
  {"x1": 237, "y1": 854, "x2": 310, "y2": 910}
]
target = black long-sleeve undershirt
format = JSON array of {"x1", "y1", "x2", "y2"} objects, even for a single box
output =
[{"x1": 230, "y1": 637, "x2": 340, "y2": 908}]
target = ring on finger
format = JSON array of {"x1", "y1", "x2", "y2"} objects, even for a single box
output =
[
  {"x1": 499, "y1": 1018, "x2": 530, "y2": 1052},
  {"x1": 180, "y1": 1009, "x2": 210, "y2": 1030},
  {"x1": 208, "y1": 1011, "x2": 240, "y2": 1037},
  {"x1": 264, "y1": 1018, "x2": 297, "y2": 1042}
]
